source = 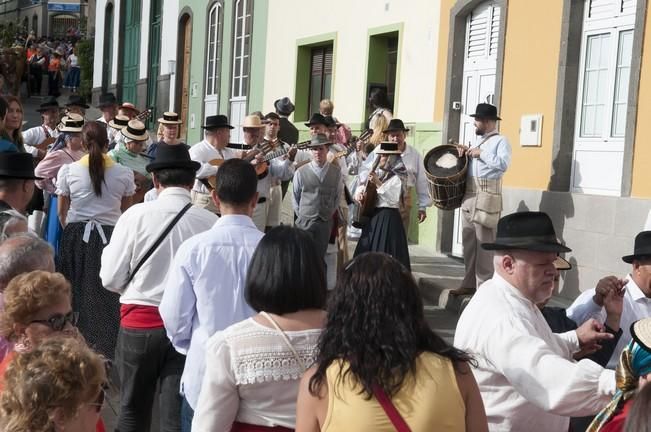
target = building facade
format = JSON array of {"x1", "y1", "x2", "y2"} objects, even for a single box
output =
[{"x1": 436, "y1": 0, "x2": 651, "y2": 300}]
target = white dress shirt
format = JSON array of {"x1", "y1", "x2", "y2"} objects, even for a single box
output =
[
  {"x1": 159, "y1": 215, "x2": 264, "y2": 410},
  {"x1": 467, "y1": 132, "x2": 511, "y2": 180},
  {"x1": 189, "y1": 140, "x2": 240, "y2": 194},
  {"x1": 22, "y1": 124, "x2": 59, "y2": 156},
  {"x1": 100, "y1": 187, "x2": 218, "y2": 306},
  {"x1": 359, "y1": 144, "x2": 432, "y2": 210},
  {"x1": 256, "y1": 157, "x2": 294, "y2": 199},
  {"x1": 566, "y1": 275, "x2": 651, "y2": 369},
  {"x1": 454, "y1": 273, "x2": 615, "y2": 432},
  {"x1": 193, "y1": 318, "x2": 321, "y2": 431}
]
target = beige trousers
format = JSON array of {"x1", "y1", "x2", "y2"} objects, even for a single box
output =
[
  {"x1": 266, "y1": 184, "x2": 282, "y2": 228},
  {"x1": 191, "y1": 190, "x2": 220, "y2": 214},
  {"x1": 252, "y1": 200, "x2": 268, "y2": 232}
]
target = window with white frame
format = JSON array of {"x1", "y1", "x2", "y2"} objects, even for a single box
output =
[
  {"x1": 231, "y1": 0, "x2": 252, "y2": 99},
  {"x1": 571, "y1": 0, "x2": 637, "y2": 195},
  {"x1": 206, "y1": 2, "x2": 223, "y2": 98}
]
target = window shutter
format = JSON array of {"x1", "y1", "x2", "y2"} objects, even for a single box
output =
[
  {"x1": 311, "y1": 49, "x2": 323, "y2": 75},
  {"x1": 587, "y1": 0, "x2": 617, "y2": 20},
  {"x1": 467, "y1": 3, "x2": 490, "y2": 59},
  {"x1": 620, "y1": 0, "x2": 637, "y2": 15},
  {"x1": 489, "y1": 6, "x2": 501, "y2": 57},
  {"x1": 324, "y1": 46, "x2": 333, "y2": 74}
]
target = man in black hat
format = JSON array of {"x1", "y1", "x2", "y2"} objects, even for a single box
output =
[
  {"x1": 567, "y1": 230, "x2": 651, "y2": 369},
  {"x1": 453, "y1": 102, "x2": 512, "y2": 296},
  {"x1": 22, "y1": 96, "x2": 60, "y2": 159},
  {"x1": 189, "y1": 114, "x2": 237, "y2": 214},
  {"x1": 455, "y1": 211, "x2": 617, "y2": 432},
  {"x1": 101, "y1": 143, "x2": 217, "y2": 432},
  {"x1": 293, "y1": 133, "x2": 342, "y2": 260},
  {"x1": 305, "y1": 113, "x2": 329, "y2": 136},
  {"x1": 65, "y1": 94, "x2": 90, "y2": 117},
  {"x1": 359, "y1": 118, "x2": 432, "y2": 236},
  {"x1": 275, "y1": 96, "x2": 299, "y2": 146},
  {"x1": 0, "y1": 152, "x2": 42, "y2": 213},
  {"x1": 96, "y1": 92, "x2": 118, "y2": 125}
]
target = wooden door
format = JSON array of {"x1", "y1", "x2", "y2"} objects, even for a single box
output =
[
  {"x1": 121, "y1": 0, "x2": 141, "y2": 103},
  {"x1": 178, "y1": 15, "x2": 192, "y2": 139},
  {"x1": 146, "y1": 0, "x2": 162, "y2": 129},
  {"x1": 102, "y1": 4, "x2": 114, "y2": 92}
]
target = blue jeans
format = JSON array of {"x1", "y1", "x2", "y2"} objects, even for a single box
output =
[{"x1": 181, "y1": 396, "x2": 194, "y2": 432}]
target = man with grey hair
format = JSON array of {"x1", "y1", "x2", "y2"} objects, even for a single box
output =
[{"x1": 0, "y1": 232, "x2": 55, "y2": 291}]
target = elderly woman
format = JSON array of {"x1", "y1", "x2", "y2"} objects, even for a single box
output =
[
  {"x1": 353, "y1": 141, "x2": 411, "y2": 270},
  {"x1": 296, "y1": 252, "x2": 487, "y2": 432},
  {"x1": 588, "y1": 318, "x2": 651, "y2": 432},
  {"x1": 0, "y1": 207, "x2": 27, "y2": 242},
  {"x1": 193, "y1": 226, "x2": 326, "y2": 431},
  {"x1": 0, "y1": 337, "x2": 106, "y2": 432},
  {"x1": 35, "y1": 114, "x2": 86, "y2": 253},
  {"x1": 107, "y1": 119, "x2": 152, "y2": 203}
]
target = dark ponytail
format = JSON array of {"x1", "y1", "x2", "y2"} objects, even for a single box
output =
[{"x1": 81, "y1": 122, "x2": 108, "y2": 197}]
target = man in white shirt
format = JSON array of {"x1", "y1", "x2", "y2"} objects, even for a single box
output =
[
  {"x1": 453, "y1": 103, "x2": 512, "y2": 296},
  {"x1": 567, "y1": 230, "x2": 651, "y2": 369},
  {"x1": 22, "y1": 97, "x2": 60, "y2": 159},
  {"x1": 100, "y1": 144, "x2": 217, "y2": 432},
  {"x1": 455, "y1": 211, "x2": 617, "y2": 432},
  {"x1": 159, "y1": 158, "x2": 263, "y2": 431},
  {"x1": 189, "y1": 114, "x2": 237, "y2": 214},
  {"x1": 359, "y1": 118, "x2": 432, "y2": 235}
]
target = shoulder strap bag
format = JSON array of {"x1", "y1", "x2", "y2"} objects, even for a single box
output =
[
  {"x1": 372, "y1": 384, "x2": 412, "y2": 432},
  {"x1": 125, "y1": 202, "x2": 192, "y2": 285}
]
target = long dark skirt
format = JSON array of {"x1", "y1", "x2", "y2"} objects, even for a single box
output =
[
  {"x1": 56, "y1": 222, "x2": 120, "y2": 360},
  {"x1": 354, "y1": 207, "x2": 411, "y2": 271}
]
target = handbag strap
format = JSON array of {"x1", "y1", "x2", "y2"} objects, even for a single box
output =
[
  {"x1": 260, "y1": 311, "x2": 306, "y2": 371},
  {"x1": 372, "y1": 384, "x2": 412, "y2": 432},
  {"x1": 125, "y1": 202, "x2": 192, "y2": 285}
]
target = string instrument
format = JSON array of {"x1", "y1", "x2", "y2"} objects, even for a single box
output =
[
  {"x1": 331, "y1": 129, "x2": 373, "y2": 161},
  {"x1": 352, "y1": 155, "x2": 382, "y2": 228}
]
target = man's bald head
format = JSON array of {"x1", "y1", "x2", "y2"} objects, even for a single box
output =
[{"x1": 0, "y1": 233, "x2": 55, "y2": 291}]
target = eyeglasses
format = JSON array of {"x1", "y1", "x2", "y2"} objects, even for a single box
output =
[
  {"x1": 87, "y1": 386, "x2": 106, "y2": 413},
  {"x1": 29, "y1": 311, "x2": 78, "y2": 331}
]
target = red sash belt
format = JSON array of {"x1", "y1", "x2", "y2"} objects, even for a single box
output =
[{"x1": 231, "y1": 422, "x2": 293, "y2": 432}]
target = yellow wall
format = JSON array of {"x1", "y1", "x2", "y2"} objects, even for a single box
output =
[
  {"x1": 433, "y1": 0, "x2": 454, "y2": 123},
  {"x1": 499, "y1": 0, "x2": 564, "y2": 190},
  {"x1": 630, "y1": 6, "x2": 651, "y2": 198}
]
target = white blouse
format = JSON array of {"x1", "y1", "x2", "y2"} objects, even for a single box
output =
[
  {"x1": 56, "y1": 157, "x2": 135, "y2": 226},
  {"x1": 192, "y1": 318, "x2": 321, "y2": 431}
]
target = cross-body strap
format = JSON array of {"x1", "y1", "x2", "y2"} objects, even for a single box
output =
[
  {"x1": 372, "y1": 384, "x2": 412, "y2": 432},
  {"x1": 260, "y1": 311, "x2": 307, "y2": 371},
  {"x1": 125, "y1": 202, "x2": 192, "y2": 285}
]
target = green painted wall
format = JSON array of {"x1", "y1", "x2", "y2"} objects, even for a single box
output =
[{"x1": 182, "y1": 0, "x2": 269, "y2": 145}]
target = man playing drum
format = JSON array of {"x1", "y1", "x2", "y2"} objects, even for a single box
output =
[{"x1": 451, "y1": 103, "x2": 512, "y2": 296}]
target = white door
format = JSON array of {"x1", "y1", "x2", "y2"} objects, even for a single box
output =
[
  {"x1": 571, "y1": 0, "x2": 636, "y2": 196},
  {"x1": 204, "y1": 3, "x2": 222, "y2": 125},
  {"x1": 452, "y1": 1, "x2": 501, "y2": 256},
  {"x1": 229, "y1": 0, "x2": 251, "y2": 145}
]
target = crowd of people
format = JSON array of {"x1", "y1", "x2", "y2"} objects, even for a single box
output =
[{"x1": 0, "y1": 84, "x2": 649, "y2": 432}]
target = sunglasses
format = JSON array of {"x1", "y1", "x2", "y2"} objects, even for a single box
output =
[
  {"x1": 87, "y1": 386, "x2": 106, "y2": 413},
  {"x1": 29, "y1": 311, "x2": 79, "y2": 331}
]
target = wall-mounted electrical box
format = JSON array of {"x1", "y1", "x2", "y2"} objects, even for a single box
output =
[{"x1": 520, "y1": 114, "x2": 543, "y2": 147}]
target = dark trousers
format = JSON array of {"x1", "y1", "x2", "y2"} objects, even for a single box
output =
[
  {"x1": 115, "y1": 326, "x2": 185, "y2": 432},
  {"x1": 48, "y1": 71, "x2": 61, "y2": 96},
  {"x1": 181, "y1": 396, "x2": 194, "y2": 432}
]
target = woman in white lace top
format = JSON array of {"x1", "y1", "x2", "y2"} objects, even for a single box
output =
[{"x1": 193, "y1": 226, "x2": 327, "y2": 432}]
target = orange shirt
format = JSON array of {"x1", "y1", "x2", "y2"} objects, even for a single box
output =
[{"x1": 48, "y1": 57, "x2": 60, "y2": 72}]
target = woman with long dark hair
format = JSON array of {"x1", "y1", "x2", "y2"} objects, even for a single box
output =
[
  {"x1": 193, "y1": 226, "x2": 326, "y2": 431},
  {"x1": 56, "y1": 121, "x2": 135, "y2": 359},
  {"x1": 1, "y1": 96, "x2": 25, "y2": 152},
  {"x1": 296, "y1": 253, "x2": 487, "y2": 432}
]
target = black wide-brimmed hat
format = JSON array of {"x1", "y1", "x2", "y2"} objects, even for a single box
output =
[
  {"x1": 622, "y1": 231, "x2": 651, "y2": 263},
  {"x1": 66, "y1": 94, "x2": 89, "y2": 109},
  {"x1": 306, "y1": 133, "x2": 332, "y2": 148},
  {"x1": 482, "y1": 211, "x2": 571, "y2": 253},
  {"x1": 470, "y1": 103, "x2": 502, "y2": 121},
  {"x1": 383, "y1": 119, "x2": 410, "y2": 133},
  {"x1": 36, "y1": 96, "x2": 60, "y2": 112},
  {"x1": 304, "y1": 113, "x2": 328, "y2": 127},
  {"x1": 274, "y1": 97, "x2": 295, "y2": 116},
  {"x1": 145, "y1": 143, "x2": 200, "y2": 173},
  {"x1": 97, "y1": 92, "x2": 118, "y2": 108},
  {"x1": 0, "y1": 152, "x2": 42, "y2": 180},
  {"x1": 323, "y1": 116, "x2": 337, "y2": 128},
  {"x1": 202, "y1": 115, "x2": 234, "y2": 130}
]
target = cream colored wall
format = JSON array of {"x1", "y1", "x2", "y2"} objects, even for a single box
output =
[
  {"x1": 262, "y1": 0, "x2": 444, "y2": 124},
  {"x1": 498, "y1": 0, "x2": 564, "y2": 190},
  {"x1": 631, "y1": 5, "x2": 651, "y2": 198}
]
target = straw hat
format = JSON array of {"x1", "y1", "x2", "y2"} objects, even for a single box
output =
[
  {"x1": 158, "y1": 112, "x2": 182, "y2": 125},
  {"x1": 108, "y1": 115, "x2": 130, "y2": 130},
  {"x1": 121, "y1": 120, "x2": 149, "y2": 142},
  {"x1": 119, "y1": 102, "x2": 139, "y2": 115},
  {"x1": 631, "y1": 318, "x2": 651, "y2": 350},
  {"x1": 240, "y1": 115, "x2": 265, "y2": 128},
  {"x1": 58, "y1": 114, "x2": 84, "y2": 133}
]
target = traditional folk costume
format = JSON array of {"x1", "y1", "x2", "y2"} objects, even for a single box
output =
[
  {"x1": 146, "y1": 112, "x2": 184, "y2": 158},
  {"x1": 354, "y1": 141, "x2": 410, "y2": 270},
  {"x1": 22, "y1": 97, "x2": 60, "y2": 158},
  {"x1": 454, "y1": 212, "x2": 616, "y2": 432},
  {"x1": 292, "y1": 134, "x2": 342, "y2": 260},
  {"x1": 275, "y1": 97, "x2": 299, "y2": 199}
]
